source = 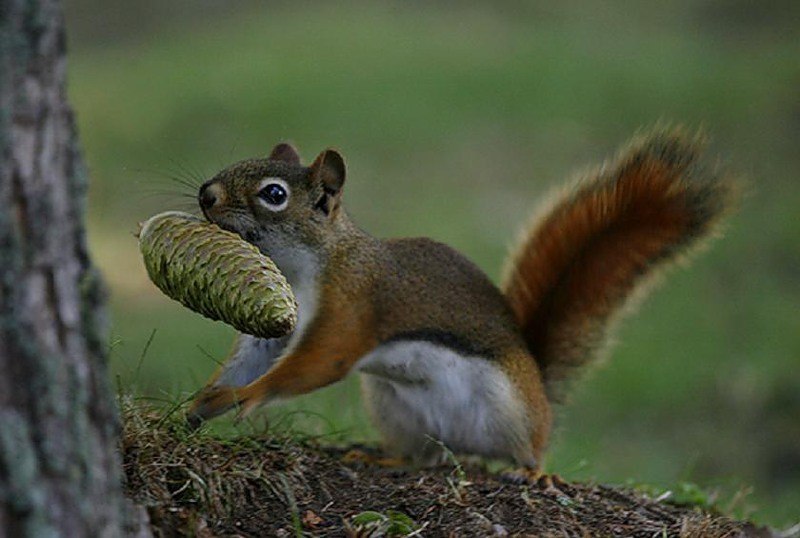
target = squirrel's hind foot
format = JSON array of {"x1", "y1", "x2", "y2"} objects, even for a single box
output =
[
  {"x1": 500, "y1": 468, "x2": 568, "y2": 491},
  {"x1": 341, "y1": 448, "x2": 410, "y2": 470}
]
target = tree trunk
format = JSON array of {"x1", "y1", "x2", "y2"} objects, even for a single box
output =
[{"x1": 0, "y1": 0, "x2": 145, "y2": 535}]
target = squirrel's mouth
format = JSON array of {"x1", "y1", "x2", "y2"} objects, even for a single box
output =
[{"x1": 203, "y1": 211, "x2": 261, "y2": 245}]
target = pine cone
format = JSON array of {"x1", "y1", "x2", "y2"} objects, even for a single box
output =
[{"x1": 138, "y1": 211, "x2": 297, "y2": 338}]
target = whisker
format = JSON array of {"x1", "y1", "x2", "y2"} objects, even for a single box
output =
[
  {"x1": 131, "y1": 192, "x2": 198, "y2": 210},
  {"x1": 138, "y1": 190, "x2": 197, "y2": 200},
  {"x1": 159, "y1": 167, "x2": 201, "y2": 190},
  {"x1": 167, "y1": 155, "x2": 207, "y2": 186},
  {"x1": 132, "y1": 168, "x2": 200, "y2": 195},
  {"x1": 223, "y1": 134, "x2": 243, "y2": 168},
  {"x1": 143, "y1": 146, "x2": 208, "y2": 188},
  {"x1": 167, "y1": 175, "x2": 201, "y2": 191}
]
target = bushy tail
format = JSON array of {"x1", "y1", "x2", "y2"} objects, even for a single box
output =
[{"x1": 501, "y1": 128, "x2": 737, "y2": 403}]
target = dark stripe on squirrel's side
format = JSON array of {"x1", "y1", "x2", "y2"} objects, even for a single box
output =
[{"x1": 383, "y1": 329, "x2": 495, "y2": 359}]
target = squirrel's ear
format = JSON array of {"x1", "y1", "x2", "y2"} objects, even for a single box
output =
[
  {"x1": 310, "y1": 149, "x2": 346, "y2": 194},
  {"x1": 268, "y1": 143, "x2": 301, "y2": 165}
]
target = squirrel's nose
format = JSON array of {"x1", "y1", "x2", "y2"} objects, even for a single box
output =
[{"x1": 199, "y1": 182, "x2": 218, "y2": 211}]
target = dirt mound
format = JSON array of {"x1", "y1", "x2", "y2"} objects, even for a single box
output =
[{"x1": 121, "y1": 400, "x2": 770, "y2": 537}]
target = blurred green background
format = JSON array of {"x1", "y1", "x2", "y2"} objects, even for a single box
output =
[{"x1": 65, "y1": 0, "x2": 799, "y2": 526}]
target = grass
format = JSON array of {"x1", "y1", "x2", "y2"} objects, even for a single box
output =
[
  {"x1": 349, "y1": 510, "x2": 420, "y2": 536},
  {"x1": 67, "y1": 0, "x2": 800, "y2": 528}
]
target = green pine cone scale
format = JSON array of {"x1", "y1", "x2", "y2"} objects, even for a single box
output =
[{"x1": 138, "y1": 211, "x2": 297, "y2": 338}]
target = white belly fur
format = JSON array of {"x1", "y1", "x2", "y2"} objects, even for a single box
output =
[{"x1": 357, "y1": 340, "x2": 535, "y2": 467}]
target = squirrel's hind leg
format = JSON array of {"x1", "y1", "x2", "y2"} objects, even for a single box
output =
[{"x1": 357, "y1": 340, "x2": 538, "y2": 468}]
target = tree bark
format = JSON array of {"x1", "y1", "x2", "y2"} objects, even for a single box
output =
[{"x1": 0, "y1": 0, "x2": 145, "y2": 535}]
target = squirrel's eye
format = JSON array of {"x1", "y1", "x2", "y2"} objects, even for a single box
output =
[{"x1": 257, "y1": 180, "x2": 290, "y2": 211}]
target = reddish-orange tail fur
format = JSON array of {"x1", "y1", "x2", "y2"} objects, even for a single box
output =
[{"x1": 502, "y1": 128, "x2": 736, "y2": 402}]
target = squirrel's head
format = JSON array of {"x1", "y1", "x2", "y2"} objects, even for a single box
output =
[{"x1": 198, "y1": 143, "x2": 346, "y2": 276}]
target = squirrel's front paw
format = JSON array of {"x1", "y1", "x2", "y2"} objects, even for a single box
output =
[
  {"x1": 232, "y1": 391, "x2": 264, "y2": 423},
  {"x1": 187, "y1": 383, "x2": 267, "y2": 428},
  {"x1": 187, "y1": 386, "x2": 242, "y2": 427}
]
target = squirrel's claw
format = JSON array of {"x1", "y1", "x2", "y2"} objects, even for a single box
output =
[
  {"x1": 232, "y1": 396, "x2": 261, "y2": 424},
  {"x1": 186, "y1": 411, "x2": 205, "y2": 431},
  {"x1": 188, "y1": 383, "x2": 267, "y2": 428},
  {"x1": 500, "y1": 468, "x2": 568, "y2": 493},
  {"x1": 187, "y1": 386, "x2": 241, "y2": 425}
]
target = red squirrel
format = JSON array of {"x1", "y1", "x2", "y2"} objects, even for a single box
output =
[{"x1": 188, "y1": 128, "x2": 735, "y2": 474}]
